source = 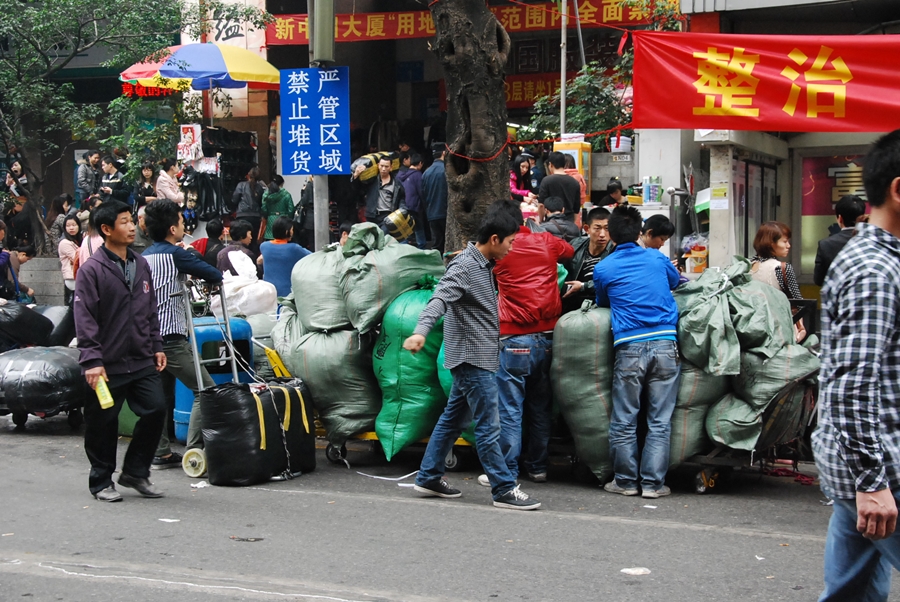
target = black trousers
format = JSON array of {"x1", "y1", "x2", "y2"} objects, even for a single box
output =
[
  {"x1": 83, "y1": 368, "x2": 165, "y2": 494},
  {"x1": 430, "y1": 218, "x2": 446, "y2": 255}
]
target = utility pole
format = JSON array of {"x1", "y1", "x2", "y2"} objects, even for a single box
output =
[
  {"x1": 559, "y1": 0, "x2": 568, "y2": 134},
  {"x1": 308, "y1": 0, "x2": 335, "y2": 249}
]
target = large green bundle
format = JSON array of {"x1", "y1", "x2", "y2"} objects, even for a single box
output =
[
  {"x1": 731, "y1": 344, "x2": 820, "y2": 410},
  {"x1": 374, "y1": 282, "x2": 446, "y2": 460},
  {"x1": 726, "y1": 272, "x2": 795, "y2": 358},
  {"x1": 705, "y1": 393, "x2": 762, "y2": 451},
  {"x1": 673, "y1": 262, "x2": 743, "y2": 376},
  {"x1": 340, "y1": 223, "x2": 445, "y2": 334},
  {"x1": 288, "y1": 329, "x2": 381, "y2": 448},
  {"x1": 550, "y1": 302, "x2": 614, "y2": 482},
  {"x1": 669, "y1": 362, "x2": 731, "y2": 466},
  {"x1": 271, "y1": 296, "x2": 306, "y2": 372},
  {"x1": 290, "y1": 246, "x2": 351, "y2": 332}
]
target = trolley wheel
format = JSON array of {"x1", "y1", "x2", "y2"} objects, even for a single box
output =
[
  {"x1": 694, "y1": 468, "x2": 719, "y2": 494},
  {"x1": 325, "y1": 444, "x2": 347, "y2": 464},
  {"x1": 11, "y1": 412, "x2": 27, "y2": 428},
  {"x1": 182, "y1": 448, "x2": 208, "y2": 478},
  {"x1": 444, "y1": 450, "x2": 461, "y2": 472},
  {"x1": 67, "y1": 408, "x2": 83, "y2": 429}
]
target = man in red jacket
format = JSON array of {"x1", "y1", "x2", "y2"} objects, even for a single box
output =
[{"x1": 477, "y1": 200, "x2": 574, "y2": 486}]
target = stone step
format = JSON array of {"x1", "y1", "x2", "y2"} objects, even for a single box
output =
[{"x1": 20, "y1": 257, "x2": 61, "y2": 271}]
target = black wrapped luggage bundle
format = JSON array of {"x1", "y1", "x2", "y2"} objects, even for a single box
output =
[
  {"x1": 0, "y1": 346, "x2": 87, "y2": 415},
  {"x1": 201, "y1": 378, "x2": 316, "y2": 486},
  {"x1": 0, "y1": 302, "x2": 53, "y2": 347},
  {"x1": 32, "y1": 305, "x2": 76, "y2": 347}
]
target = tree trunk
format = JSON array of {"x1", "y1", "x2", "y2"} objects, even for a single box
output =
[{"x1": 431, "y1": 0, "x2": 511, "y2": 253}]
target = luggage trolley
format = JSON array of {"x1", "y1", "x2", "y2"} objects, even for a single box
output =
[{"x1": 178, "y1": 281, "x2": 246, "y2": 478}]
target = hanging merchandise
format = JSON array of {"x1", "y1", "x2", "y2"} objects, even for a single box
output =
[{"x1": 373, "y1": 280, "x2": 446, "y2": 460}]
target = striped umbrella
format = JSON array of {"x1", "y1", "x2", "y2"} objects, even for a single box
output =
[{"x1": 120, "y1": 42, "x2": 279, "y2": 91}]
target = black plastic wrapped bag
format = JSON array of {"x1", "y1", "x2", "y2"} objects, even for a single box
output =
[
  {"x1": 32, "y1": 305, "x2": 76, "y2": 347},
  {"x1": 266, "y1": 378, "x2": 316, "y2": 474},
  {"x1": 201, "y1": 382, "x2": 287, "y2": 486},
  {"x1": 0, "y1": 302, "x2": 53, "y2": 347},
  {"x1": 0, "y1": 347, "x2": 87, "y2": 414}
]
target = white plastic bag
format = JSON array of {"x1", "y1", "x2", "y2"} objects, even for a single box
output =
[{"x1": 211, "y1": 253, "x2": 277, "y2": 317}]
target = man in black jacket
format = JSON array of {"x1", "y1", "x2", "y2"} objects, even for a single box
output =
[
  {"x1": 353, "y1": 156, "x2": 407, "y2": 225},
  {"x1": 540, "y1": 196, "x2": 581, "y2": 242},
  {"x1": 99, "y1": 156, "x2": 130, "y2": 205},
  {"x1": 562, "y1": 207, "x2": 613, "y2": 313},
  {"x1": 813, "y1": 195, "x2": 866, "y2": 286}
]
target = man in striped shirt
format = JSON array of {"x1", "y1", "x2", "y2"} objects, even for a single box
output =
[
  {"x1": 814, "y1": 130, "x2": 900, "y2": 601},
  {"x1": 404, "y1": 203, "x2": 541, "y2": 510},
  {"x1": 143, "y1": 200, "x2": 222, "y2": 469}
]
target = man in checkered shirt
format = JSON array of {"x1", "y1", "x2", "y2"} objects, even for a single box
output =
[{"x1": 814, "y1": 129, "x2": 900, "y2": 600}]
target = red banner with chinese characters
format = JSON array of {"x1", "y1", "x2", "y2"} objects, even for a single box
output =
[
  {"x1": 632, "y1": 31, "x2": 900, "y2": 132},
  {"x1": 267, "y1": 2, "x2": 649, "y2": 46}
]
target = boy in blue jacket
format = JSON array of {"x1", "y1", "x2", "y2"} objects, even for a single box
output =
[{"x1": 594, "y1": 205, "x2": 681, "y2": 499}]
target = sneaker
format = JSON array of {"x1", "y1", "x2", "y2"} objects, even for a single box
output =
[
  {"x1": 642, "y1": 485, "x2": 671, "y2": 499},
  {"x1": 477, "y1": 474, "x2": 491, "y2": 487},
  {"x1": 528, "y1": 472, "x2": 548, "y2": 483},
  {"x1": 413, "y1": 479, "x2": 462, "y2": 498},
  {"x1": 117, "y1": 473, "x2": 164, "y2": 498},
  {"x1": 493, "y1": 485, "x2": 541, "y2": 510},
  {"x1": 604, "y1": 480, "x2": 639, "y2": 496},
  {"x1": 93, "y1": 486, "x2": 123, "y2": 502},
  {"x1": 151, "y1": 452, "x2": 184, "y2": 470}
]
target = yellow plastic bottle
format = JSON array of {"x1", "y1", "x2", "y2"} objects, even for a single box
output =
[{"x1": 96, "y1": 378, "x2": 114, "y2": 410}]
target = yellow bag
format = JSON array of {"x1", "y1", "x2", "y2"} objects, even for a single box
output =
[
  {"x1": 382, "y1": 208, "x2": 416, "y2": 241},
  {"x1": 349, "y1": 151, "x2": 399, "y2": 183}
]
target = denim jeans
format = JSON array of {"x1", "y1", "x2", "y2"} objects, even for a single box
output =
[
  {"x1": 820, "y1": 494, "x2": 900, "y2": 601},
  {"x1": 416, "y1": 363, "x2": 517, "y2": 499},
  {"x1": 609, "y1": 339, "x2": 681, "y2": 491},
  {"x1": 496, "y1": 334, "x2": 553, "y2": 479}
]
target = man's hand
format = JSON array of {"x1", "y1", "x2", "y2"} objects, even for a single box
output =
[
  {"x1": 85, "y1": 366, "x2": 108, "y2": 390},
  {"x1": 563, "y1": 280, "x2": 583, "y2": 299},
  {"x1": 155, "y1": 352, "x2": 167, "y2": 372},
  {"x1": 857, "y1": 489, "x2": 898, "y2": 540},
  {"x1": 403, "y1": 334, "x2": 426, "y2": 354}
]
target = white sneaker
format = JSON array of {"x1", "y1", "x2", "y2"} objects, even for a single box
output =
[{"x1": 477, "y1": 474, "x2": 491, "y2": 487}]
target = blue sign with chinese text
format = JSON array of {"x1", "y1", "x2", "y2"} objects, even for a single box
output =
[{"x1": 280, "y1": 67, "x2": 350, "y2": 176}]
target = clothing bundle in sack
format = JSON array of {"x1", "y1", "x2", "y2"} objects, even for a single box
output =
[
  {"x1": 0, "y1": 301, "x2": 53, "y2": 347},
  {"x1": 210, "y1": 251, "x2": 277, "y2": 318},
  {"x1": 382, "y1": 208, "x2": 415, "y2": 241},
  {"x1": 201, "y1": 379, "x2": 316, "y2": 486},
  {"x1": 0, "y1": 346, "x2": 87, "y2": 416},
  {"x1": 349, "y1": 151, "x2": 399, "y2": 183}
]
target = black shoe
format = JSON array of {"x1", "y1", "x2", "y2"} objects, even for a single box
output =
[
  {"x1": 118, "y1": 473, "x2": 164, "y2": 498},
  {"x1": 413, "y1": 479, "x2": 462, "y2": 498},
  {"x1": 151, "y1": 452, "x2": 184, "y2": 470},
  {"x1": 493, "y1": 485, "x2": 541, "y2": 510},
  {"x1": 93, "y1": 486, "x2": 123, "y2": 502}
]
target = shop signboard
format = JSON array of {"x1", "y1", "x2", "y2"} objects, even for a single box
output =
[
  {"x1": 266, "y1": 1, "x2": 652, "y2": 46},
  {"x1": 633, "y1": 32, "x2": 900, "y2": 132},
  {"x1": 280, "y1": 67, "x2": 350, "y2": 176},
  {"x1": 799, "y1": 154, "x2": 867, "y2": 275}
]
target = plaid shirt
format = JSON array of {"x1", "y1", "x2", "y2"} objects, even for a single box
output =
[
  {"x1": 414, "y1": 243, "x2": 500, "y2": 372},
  {"x1": 813, "y1": 222, "x2": 900, "y2": 500}
]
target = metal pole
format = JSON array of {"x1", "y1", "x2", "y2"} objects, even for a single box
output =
[
  {"x1": 559, "y1": 0, "x2": 568, "y2": 135},
  {"x1": 572, "y1": 0, "x2": 586, "y2": 68},
  {"x1": 182, "y1": 283, "x2": 206, "y2": 391},
  {"x1": 309, "y1": 0, "x2": 333, "y2": 250},
  {"x1": 217, "y1": 286, "x2": 241, "y2": 384}
]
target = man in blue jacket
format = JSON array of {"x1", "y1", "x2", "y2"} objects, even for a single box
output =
[
  {"x1": 74, "y1": 200, "x2": 168, "y2": 502},
  {"x1": 397, "y1": 153, "x2": 426, "y2": 248},
  {"x1": 143, "y1": 199, "x2": 222, "y2": 469},
  {"x1": 594, "y1": 204, "x2": 681, "y2": 499},
  {"x1": 422, "y1": 145, "x2": 448, "y2": 254}
]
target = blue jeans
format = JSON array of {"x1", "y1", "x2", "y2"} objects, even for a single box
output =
[
  {"x1": 820, "y1": 494, "x2": 900, "y2": 601},
  {"x1": 416, "y1": 363, "x2": 517, "y2": 499},
  {"x1": 496, "y1": 334, "x2": 553, "y2": 479},
  {"x1": 609, "y1": 339, "x2": 681, "y2": 491}
]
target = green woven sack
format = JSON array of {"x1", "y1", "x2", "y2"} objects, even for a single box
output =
[
  {"x1": 289, "y1": 329, "x2": 381, "y2": 448},
  {"x1": 705, "y1": 393, "x2": 763, "y2": 451},
  {"x1": 340, "y1": 233, "x2": 445, "y2": 334},
  {"x1": 550, "y1": 301, "x2": 615, "y2": 482},
  {"x1": 374, "y1": 281, "x2": 447, "y2": 460},
  {"x1": 669, "y1": 361, "x2": 731, "y2": 467},
  {"x1": 290, "y1": 246, "x2": 351, "y2": 332}
]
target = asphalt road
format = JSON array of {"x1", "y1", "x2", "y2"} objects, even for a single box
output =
[{"x1": 1, "y1": 413, "x2": 895, "y2": 602}]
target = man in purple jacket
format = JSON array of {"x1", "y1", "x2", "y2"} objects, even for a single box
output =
[{"x1": 74, "y1": 200, "x2": 168, "y2": 502}]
